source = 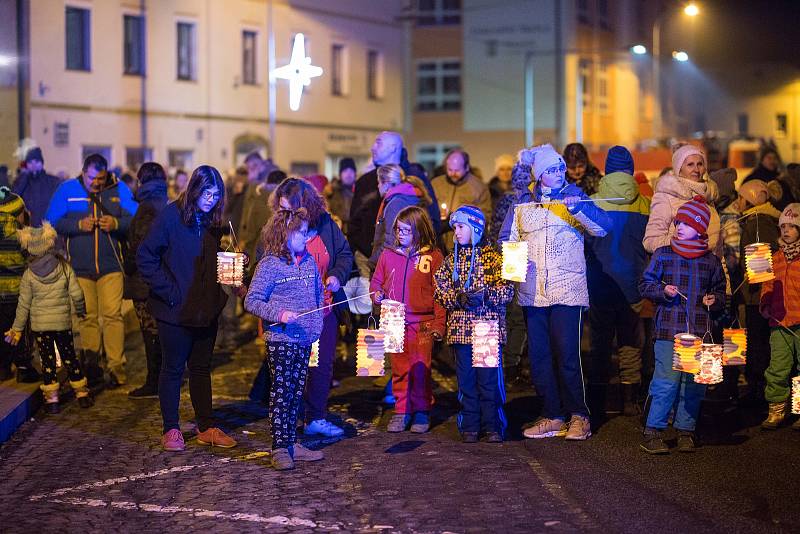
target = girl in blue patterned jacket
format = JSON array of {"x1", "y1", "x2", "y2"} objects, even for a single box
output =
[{"x1": 244, "y1": 208, "x2": 324, "y2": 471}]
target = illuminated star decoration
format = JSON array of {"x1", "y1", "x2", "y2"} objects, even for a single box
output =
[{"x1": 271, "y1": 33, "x2": 323, "y2": 111}]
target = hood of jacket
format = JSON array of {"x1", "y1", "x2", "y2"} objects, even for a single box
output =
[
  {"x1": 135, "y1": 179, "x2": 168, "y2": 203},
  {"x1": 654, "y1": 172, "x2": 718, "y2": 204},
  {"x1": 592, "y1": 172, "x2": 651, "y2": 215},
  {"x1": 29, "y1": 253, "x2": 61, "y2": 281}
]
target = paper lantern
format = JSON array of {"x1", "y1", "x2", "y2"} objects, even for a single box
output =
[
  {"x1": 356, "y1": 329, "x2": 386, "y2": 376},
  {"x1": 672, "y1": 333, "x2": 701, "y2": 374},
  {"x1": 501, "y1": 241, "x2": 528, "y2": 283},
  {"x1": 309, "y1": 340, "x2": 319, "y2": 367},
  {"x1": 472, "y1": 320, "x2": 500, "y2": 368},
  {"x1": 744, "y1": 243, "x2": 775, "y2": 284},
  {"x1": 380, "y1": 299, "x2": 406, "y2": 353},
  {"x1": 693, "y1": 344, "x2": 724, "y2": 385},
  {"x1": 792, "y1": 376, "x2": 800, "y2": 415},
  {"x1": 216, "y1": 252, "x2": 245, "y2": 287},
  {"x1": 722, "y1": 328, "x2": 747, "y2": 366}
]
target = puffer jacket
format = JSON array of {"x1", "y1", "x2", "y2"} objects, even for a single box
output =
[
  {"x1": 244, "y1": 252, "x2": 324, "y2": 346},
  {"x1": 13, "y1": 254, "x2": 86, "y2": 332},
  {"x1": 643, "y1": 172, "x2": 722, "y2": 258},
  {"x1": 433, "y1": 243, "x2": 513, "y2": 344},
  {"x1": 509, "y1": 182, "x2": 612, "y2": 307},
  {"x1": 760, "y1": 247, "x2": 800, "y2": 328},
  {"x1": 369, "y1": 181, "x2": 430, "y2": 270}
]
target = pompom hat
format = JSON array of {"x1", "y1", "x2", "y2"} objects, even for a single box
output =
[
  {"x1": 675, "y1": 195, "x2": 711, "y2": 236},
  {"x1": 17, "y1": 222, "x2": 58, "y2": 256}
]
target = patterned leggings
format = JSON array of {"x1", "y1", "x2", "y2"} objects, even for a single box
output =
[
  {"x1": 35, "y1": 330, "x2": 84, "y2": 386},
  {"x1": 267, "y1": 341, "x2": 311, "y2": 450}
]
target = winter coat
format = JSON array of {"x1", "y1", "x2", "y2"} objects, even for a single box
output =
[
  {"x1": 123, "y1": 181, "x2": 168, "y2": 301},
  {"x1": 743, "y1": 164, "x2": 779, "y2": 185},
  {"x1": 369, "y1": 181, "x2": 430, "y2": 270},
  {"x1": 431, "y1": 173, "x2": 492, "y2": 224},
  {"x1": 44, "y1": 177, "x2": 137, "y2": 278},
  {"x1": 643, "y1": 172, "x2": 722, "y2": 258},
  {"x1": 370, "y1": 245, "x2": 446, "y2": 335},
  {"x1": 639, "y1": 246, "x2": 726, "y2": 341},
  {"x1": 509, "y1": 182, "x2": 612, "y2": 307},
  {"x1": 586, "y1": 172, "x2": 650, "y2": 304},
  {"x1": 567, "y1": 165, "x2": 603, "y2": 196},
  {"x1": 739, "y1": 202, "x2": 781, "y2": 306},
  {"x1": 324, "y1": 178, "x2": 354, "y2": 232},
  {"x1": 244, "y1": 252, "x2": 324, "y2": 346},
  {"x1": 12, "y1": 170, "x2": 61, "y2": 226},
  {"x1": 0, "y1": 190, "x2": 26, "y2": 303},
  {"x1": 433, "y1": 243, "x2": 513, "y2": 345},
  {"x1": 13, "y1": 254, "x2": 86, "y2": 332},
  {"x1": 490, "y1": 188, "x2": 532, "y2": 247},
  {"x1": 760, "y1": 248, "x2": 800, "y2": 328},
  {"x1": 136, "y1": 202, "x2": 227, "y2": 328},
  {"x1": 488, "y1": 176, "x2": 511, "y2": 213}
]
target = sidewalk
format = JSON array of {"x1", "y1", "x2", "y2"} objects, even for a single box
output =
[{"x1": 0, "y1": 378, "x2": 40, "y2": 444}]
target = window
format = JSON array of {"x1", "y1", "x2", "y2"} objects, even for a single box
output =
[
  {"x1": 331, "y1": 43, "x2": 349, "y2": 96},
  {"x1": 290, "y1": 162, "x2": 319, "y2": 176},
  {"x1": 737, "y1": 113, "x2": 749, "y2": 135},
  {"x1": 82, "y1": 145, "x2": 112, "y2": 165},
  {"x1": 775, "y1": 113, "x2": 788, "y2": 138},
  {"x1": 576, "y1": 0, "x2": 590, "y2": 25},
  {"x1": 367, "y1": 49, "x2": 384, "y2": 100},
  {"x1": 126, "y1": 147, "x2": 153, "y2": 171},
  {"x1": 416, "y1": 0, "x2": 461, "y2": 26},
  {"x1": 65, "y1": 6, "x2": 91, "y2": 71},
  {"x1": 416, "y1": 59, "x2": 460, "y2": 111},
  {"x1": 242, "y1": 30, "x2": 257, "y2": 85},
  {"x1": 168, "y1": 149, "x2": 194, "y2": 170},
  {"x1": 177, "y1": 22, "x2": 196, "y2": 81},
  {"x1": 597, "y1": 62, "x2": 608, "y2": 114},
  {"x1": 54, "y1": 122, "x2": 70, "y2": 147},
  {"x1": 415, "y1": 143, "x2": 459, "y2": 177},
  {"x1": 123, "y1": 15, "x2": 145, "y2": 75},
  {"x1": 579, "y1": 59, "x2": 591, "y2": 108}
]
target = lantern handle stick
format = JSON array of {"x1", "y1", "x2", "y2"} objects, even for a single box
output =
[
  {"x1": 660, "y1": 280, "x2": 688, "y2": 301},
  {"x1": 266, "y1": 292, "x2": 378, "y2": 327},
  {"x1": 228, "y1": 220, "x2": 241, "y2": 253},
  {"x1": 765, "y1": 313, "x2": 800, "y2": 339},
  {"x1": 528, "y1": 197, "x2": 624, "y2": 206}
]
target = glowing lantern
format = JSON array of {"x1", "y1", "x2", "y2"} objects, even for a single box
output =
[
  {"x1": 722, "y1": 328, "x2": 747, "y2": 366},
  {"x1": 501, "y1": 241, "x2": 528, "y2": 282},
  {"x1": 792, "y1": 377, "x2": 800, "y2": 415},
  {"x1": 309, "y1": 340, "x2": 319, "y2": 367},
  {"x1": 693, "y1": 344, "x2": 724, "y2": 384},
  {"x1": 672, "y1": 333, "x2": 701, "y2": 374},
  {"x1": 356, "y1": 329, "x2": 386, "y2": 377},
  {"x1": 216, "y1": 252, "x2": 245, "y2": 287},
  {"x1": 472, "y1": 320, "x2": 500, "y2": 368},
  {"x1": 744, "y1": 243, "x2": 775, "y2": 284},
  {"x1": 380, "y1": 299, "x2": 406, "y2": 353}
]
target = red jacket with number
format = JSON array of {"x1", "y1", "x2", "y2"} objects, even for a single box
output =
[{"x1": 370, "y1": 245, "x2": 446, "y2": 336}]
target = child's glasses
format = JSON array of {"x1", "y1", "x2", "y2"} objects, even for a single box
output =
[
  {"x1": 395, "y1": 227, "x2": 412, "y2": 236},
  {"x1": 544, "y1": 163, "x2": 567, "y2": 175},
  {"x1": 201, "y1": 190, "x2": 221, "y2": 201}
]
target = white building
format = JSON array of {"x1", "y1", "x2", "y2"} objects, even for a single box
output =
[{"x1": 3, "y1": 0, "x2": 406, "y2": 177}]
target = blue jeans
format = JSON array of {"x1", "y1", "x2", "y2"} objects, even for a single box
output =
[
  {"x1": 452, "y1": 344, "x2": 506, "y2": 434},
  {"x1": 646, "y1": 339, "x2": 706, "y2": 431}
]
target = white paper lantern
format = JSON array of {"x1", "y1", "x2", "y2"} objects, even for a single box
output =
[
  {"x1": 792, "y1": 376, "x2": 800, "y2": 415},
  {"x1": 501, "y1": 241, "x2": 528, "y2": 282},
  {"x1": 356, "y1": 329, "x2": 386, "y2": 377},
  {"x1": 216, "y1": 252, "x2": 245, "y2": 287},
  {"x1": 380, "y1": 299, "x2": 406, "y2": 353},
  {"x1": 744, "y1": 243, "x2": 775, "y2": 284},
  {"x1": 472, "y1": 320, "x2": 500, "y2": 368},
  {"x1": 309, "y1": 340, "x2": 319, "y2": 367},
  {"x1": 693, "y1": 344, "x2": 724, "y2": 385}
]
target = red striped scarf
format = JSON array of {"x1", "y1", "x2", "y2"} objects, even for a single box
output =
[{"x1": 671, "y1": 235, "x2": 708, "y2": 258}]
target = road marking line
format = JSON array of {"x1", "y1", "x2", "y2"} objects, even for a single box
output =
[{"x1": 524, "y1": 457, "x2": 599, "y2": 530}]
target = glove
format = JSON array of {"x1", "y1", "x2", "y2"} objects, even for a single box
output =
[{"x1": 456, "y1": 290, "x2": 484, "y2": 310}]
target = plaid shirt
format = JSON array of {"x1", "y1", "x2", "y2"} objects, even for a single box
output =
[{"x1": 639, "y1": 246, "x2": 726, "y2": 340}]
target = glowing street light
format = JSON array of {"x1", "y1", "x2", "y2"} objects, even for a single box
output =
[
  {"x1": 672, "y1": 50, "x2": 690, "y2": 62},
  {"x1": 271, "y1": 33, "x2": 323, "y2": 111},
  {"x1": 0, "y1": 54, "x2": 15, "y2": 67},
  {"x1": 631, "y1": 44, "x2": 647, "y2": 55},
  {"x1": 684, "y1": 3, "x2": 700, "y2": 17}
]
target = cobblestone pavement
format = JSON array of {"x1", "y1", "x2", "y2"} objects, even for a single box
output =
[{"x1": 1, "y1": 330, "x2": 800, "y2": 533}]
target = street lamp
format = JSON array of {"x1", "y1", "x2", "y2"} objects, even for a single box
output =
[
  {"x1": 0, "y1": 54, "x2": 15, "y2": 67},
  {"x1": 631, "y1": 44, "x2": 647, "y2": 55},
  {"x1": 684, "y1": 3, "x2": 700, "y2": 17},
  {"x1": 672, "y1": 50, "x2": 690, "y2": 62}
]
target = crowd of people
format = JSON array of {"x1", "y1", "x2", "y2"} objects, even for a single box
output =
[{"x1": 0, "y1": 132, "x2": 798, "y2": 470}]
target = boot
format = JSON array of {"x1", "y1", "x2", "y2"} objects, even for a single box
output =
[
  {"x1": 586, "y1": 383, "x2": 607, "y2": 422},
  {"x1": 71, "y1": 378, "x2": 94, "y2": 409},
  {"x1": 42, "y1": 382, "x2": 60, "y2": 415},
  {"x1": 761, "y1": 401, "x2": 788, "y2": 430},
  {"x1": 81, "y1": 350, "x2": 105, "y2": 389},
  {"x1": 622, "y1": 383, "x2": 641, "y2": 417},
  {"x1": 130, "y1": 332, "x2": 161, "y2": 398}
]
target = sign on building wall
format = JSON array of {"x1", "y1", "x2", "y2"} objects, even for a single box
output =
[{"x1": 463, "y1": 0, "x2": 559, "y2": 132}]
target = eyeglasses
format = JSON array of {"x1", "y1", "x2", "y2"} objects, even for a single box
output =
[
  {"x1": 544, "y1": 163, "x2": 567, "y2": 175},
  {"x1": 395, "y1": 227, "x2": 412, "y2": 236},
  {"x1": 201, "y1": 190, "x2": 221, "y2": 201}
]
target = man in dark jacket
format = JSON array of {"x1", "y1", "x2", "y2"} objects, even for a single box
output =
[
  {"x1": 12, "y1": 147, "x2": 61, "y2": 227},
  {"x1": 45, "y1": 154, "x2": 137, "y2": 388}
]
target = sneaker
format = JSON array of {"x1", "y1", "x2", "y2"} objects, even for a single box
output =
[
  {"x1": 565, "y1": 415, "x2": 592, "y2": 441},
  {"x1": 640, "y1": 428, "x2": 669, "y2": 454},
  {"x1": 387, "y1": 414, "x2": 409, "y2": 433},
  {"x1": 523, "y1": 417, "x2": 568, "y2": 439},
  {"x1": 484, "y1": 432, "x2": 503, "y2": 443},
  {"x1": 676, "y1": 431, "x2": 697, "y2": 453},
  {"x1": 45, "y1": 402, "x2": 60, "y2": 415},
  {"x1": 410, "y1": 412, "x2": 430, "y2": 433},
  {"x1": 761, "y1": 401, "x2": 787, "y2": 430},
  {"x1": 462, "y1": 431, "x2": 479, "y2": 443},
  {"x1": 161, "y1": 429, "x2": 185, "y2": 451},
  {"x1": 304, "y1": 419, "x2": 345, "y2": 438},
  {"x1": 128, "y1": 384, "x2": 159, "y2": 399},
  {"x1": 293, "y1": 443, "x2": 324, "y2": 462},
  {"x1": 272, "y1": 448, "x2": 294, "y2": 470},
  {"x1": 196, "y1": 427, "x2": 238, "y2": 448},
  {"x1": 77, "y1": 395, "x2": 94, "y2": 409}
]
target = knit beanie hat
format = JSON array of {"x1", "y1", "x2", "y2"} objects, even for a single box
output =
[
  {"x1": 530, "y1": 144, "x2": 565, "y2": 180},
  {"x1": 738, "y1": 179, "x2": 769, "y2": 207},
  {"x1": 671, "y1": 144, "x2": 706, "y2": 178},
  {"x1": 494, "y1": 154, "x2": 515, "y2": 175},
  {"x1": 779, "y1": 203, "x2": 800, "y2": 228},
  {"x1": 338, "y1": 157, "x2": 356, "y2": 174},
  {"x1": 605, "y1": 145, "x2": 634, "y2": 175},
  {"x1": 511, "y1": 161, "x2": 533, "y2": 192},
  {"x1": 710, "y1": 168, "x2": 737, "y2": 201},
  {"x1": 25, "y1": 147, "x2": 43, "y2": 164},
  {"x1": 449, "y1": 205, "x2": 485, "y2": 244},
  {"x1": 17, "y1": 222, "x2": 57, "y2": 256},
  {"x1": 675, "y1": 195, "x2": 711, "y2": 236}
]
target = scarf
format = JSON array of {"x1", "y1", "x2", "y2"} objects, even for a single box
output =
[
  {"x1": 671, "y1": 235, "x2": 708, "y2": 259},
  {"x1": 780, "y1": 238, "x2": 800, "y2": 262}
]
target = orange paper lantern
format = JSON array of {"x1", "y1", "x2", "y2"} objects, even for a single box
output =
[
  {"x1": 672, "y1": 333, "x2": 701, "y2": 374},
  {"x1": 744, "y1": 243, "x2": 775, "y2": 284},
  {"x1": 722, "y1": 328, "x2": 747, "y2": 366},
  {"x1": 356, "y1": 329, "x2": 385, "y2": 377}
]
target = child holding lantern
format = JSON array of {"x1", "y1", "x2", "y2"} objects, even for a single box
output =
[
  {"x1": 434, "y1": 205, "x2": 513, "y2": 443},
  {"x1": 759, "y1": 203, "x2": 800, "y2": 429},
  {"x1": 639, "y1": 196, "x2": 726, "y2": 454},
  {"x1": 371, "y1": 206, "x2": 445, "y2": 433},
  {"x1": 244, "y1": 208, "x2": 325, "y2": 470}
]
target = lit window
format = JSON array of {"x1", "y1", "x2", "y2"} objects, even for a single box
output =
[
  {"x1": 177, "y1": 22, "x2": 196, "y2": 81},
  {"x1": 416, "y1": 59, "x2": 460, "y2": 111},
  {"x1": 123, "y1": 15, "x2": 145, "y2": 75},
  {"x1": 66, "y1": 6, "x2": 91, "y2": 71}
]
